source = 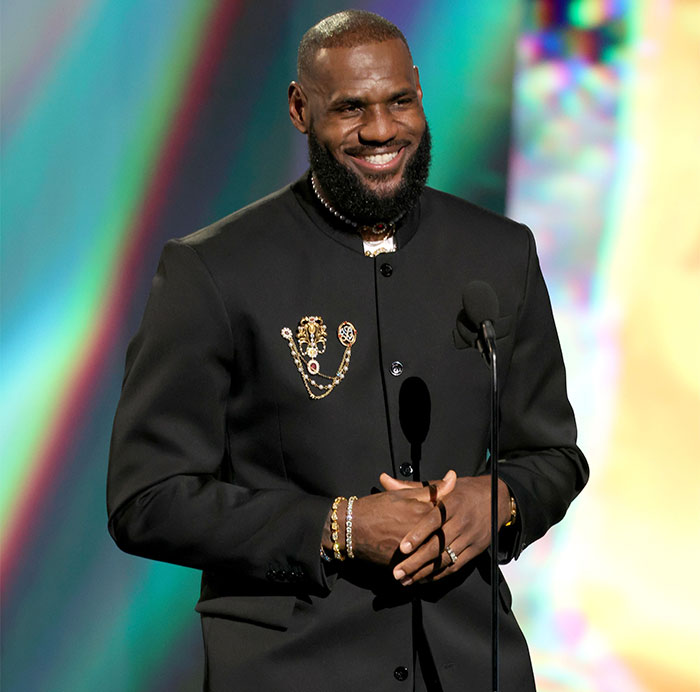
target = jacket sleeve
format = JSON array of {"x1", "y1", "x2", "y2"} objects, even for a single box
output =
[
  {"x1": 107, "y1": 239, "x2": 332, "y2": 592},
  {"x1": 496, "y1": 227, "x2": 589, "y2": 561}
]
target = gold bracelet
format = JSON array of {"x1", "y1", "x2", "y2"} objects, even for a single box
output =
[
  {"x1": 345, "y1": 496, "x2": 358, "y2": 559},
  {"x1": 331, "y1": 496, "x2": 346, "y2": 561},
  {"x1": 504, "y1": 495, "x2": 517, "y2": 527}
]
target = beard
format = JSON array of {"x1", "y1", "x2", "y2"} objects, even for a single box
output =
[{"x1": 308, "y1": 123, "x2": 432, "y2": 225}]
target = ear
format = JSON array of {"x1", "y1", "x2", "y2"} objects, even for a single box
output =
[
  {"x1": 413, "y1": 66, "x2": 424, "y2": 104},
  {"x1": 288, "y1": 81, "x2": 310, "y2": 134}
]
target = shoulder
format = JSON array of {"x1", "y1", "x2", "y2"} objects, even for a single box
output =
[
  {"x1": 179, "y1": 183, "x2": 298, "y2": 252},
  {"x1": 423, "y1": 186, "x2": 527, "y2": 234},
  {"x1": 420, "y1": 186, "x2": 535, "y2": 258},
  {"x1": 156, "y1": 182, "x2": 309, "y2": 281}
]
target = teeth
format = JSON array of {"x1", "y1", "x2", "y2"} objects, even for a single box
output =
[{"x1": 361, "y1": 151, "x2": 399, "y2": 165}]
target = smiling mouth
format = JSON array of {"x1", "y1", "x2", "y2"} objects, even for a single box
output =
[
  {"x1": 349, "y1": 146, "x2": 406, "y2": 173},
  {"x1": 359, "y1": 151, "x2": 400, "y2": 165}
]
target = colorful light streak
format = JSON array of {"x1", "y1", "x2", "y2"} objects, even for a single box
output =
[
  {"x1": 1, "y1": 0, "x2": 232, "y2": 589},
  {"x1": 506, "y1": 1, "x2": 700, "y2": 690}
]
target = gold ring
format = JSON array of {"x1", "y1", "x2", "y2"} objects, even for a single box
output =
[{"x1": 428, "y1": 484, "x2": 438, "y2": 506}]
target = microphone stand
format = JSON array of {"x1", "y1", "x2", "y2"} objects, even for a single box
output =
[{"x1": 480, "y1": 320, "x2": 499, "y2": 692}]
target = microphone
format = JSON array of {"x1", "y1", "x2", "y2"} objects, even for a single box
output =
[
  {"x1": 458, "y1": 280, "x2": 501, "y2": 692},
  {"x1": 459, "y1": 280, "x2": 499, "y2": 361}
]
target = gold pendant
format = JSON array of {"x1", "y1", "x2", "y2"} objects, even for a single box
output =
[{"x1": 281, "y1": 316, "x2": 357, "y2": 399}]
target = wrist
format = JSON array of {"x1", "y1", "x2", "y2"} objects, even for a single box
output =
[
  {"x1": 497, "y1": 479, "x2": 516, "y2": 529},
  {"x1": 320, "y1": 497, "x2": 354, "y2": 561}
]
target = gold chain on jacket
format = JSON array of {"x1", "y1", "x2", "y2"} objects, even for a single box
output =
[{"x1": 281, "y1": 316, "x2": 357, "y2": 399}]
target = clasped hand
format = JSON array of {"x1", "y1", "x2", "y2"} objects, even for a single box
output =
[{"x1": 351, "y1": 471, "x2": 510, "y2": 586}]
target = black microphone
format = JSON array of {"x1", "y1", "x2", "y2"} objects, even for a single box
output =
[
  {"x1": 459, "y1": 280, "x2": 501, "y2": 692},
  {"x1": 460, "y1": 280, "x2": 499, "y2": 361}
]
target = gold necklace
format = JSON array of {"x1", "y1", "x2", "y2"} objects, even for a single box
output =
[{"x1": 281, "y1": 316, "x2": 357, "y2": 400}]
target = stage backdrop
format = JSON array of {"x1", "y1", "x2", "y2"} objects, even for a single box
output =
[{"x1": 2, "y1": 1, "x2": 698, "y2": 691}]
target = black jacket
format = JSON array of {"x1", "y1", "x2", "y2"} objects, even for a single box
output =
[{"x1": 107, "y1": 174, "x2": 588, "y2": 691}]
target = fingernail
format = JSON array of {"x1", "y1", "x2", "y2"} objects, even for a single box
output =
[
  {"x1": 400, "y1": 577, "x2": 413, "y2": 587},
  {"x1": 394, "y1": 569, "x2": 405, "y2": 580},
  {"x1": 401, "y1": 541, "x2": 412, "y2": 553}
]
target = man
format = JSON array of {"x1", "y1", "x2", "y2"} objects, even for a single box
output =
[{"x1": 108, "y1": 10, "x2": 588, "y2": 691}]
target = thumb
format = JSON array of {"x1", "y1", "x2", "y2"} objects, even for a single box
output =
[
  {"x1": 437, "y1": 469, "x2": 457, "y2": 498},
  {"x1": 379, "y1": 472, "x2": 419, "y2": 491}
]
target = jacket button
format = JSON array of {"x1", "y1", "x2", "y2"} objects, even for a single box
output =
[
  {"x1": 390, "y1": 361, "x2": 403, "y2": 377},
  {"x1": 379, "y1": 263, "x2": 393, "y2": 277},
  {"x1": 393, "y1": 666, "x2": 409, "y2": 681},
  {"x1": 399, "y1": 463, "x2": 413, "y2": 477}
]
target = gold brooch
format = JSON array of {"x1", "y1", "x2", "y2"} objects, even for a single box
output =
[{"x1": 281, "y1": 316, "x2": 357, "y2": 399}]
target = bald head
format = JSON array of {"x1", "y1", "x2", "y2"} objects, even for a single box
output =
[{"x1": 297, "y1": 10, "x2": 412, "y2": 83}]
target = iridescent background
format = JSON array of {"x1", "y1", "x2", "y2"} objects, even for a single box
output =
[{"x1": 2, "y1": 1, "x2": 699, "y2": 690}]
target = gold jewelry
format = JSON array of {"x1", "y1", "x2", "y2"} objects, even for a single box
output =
[
  {"x1": 363, "y1": 244, "x2": 396, "y2": 258},
  {"x1": 358, "y1": 222, "x2": 395, "y2": 242},
  {"x1": 504, "y1": 495, "x2": 517, "y2": 527},
  {"x1": 331, "y1": 496, "x2": 346, "y2": 561},
  {"x1": 281, "y1": 317, "x2": 357, "y2": 400},
  {"x1": 445, "y1": 545, "x2": 458, "y2": 565},
  {"x1": 345, "y1": 496, "x2": 358, "y2": 559},
  {"x1": 428, "y1": 484, "x2": 438, "y2": 506}
]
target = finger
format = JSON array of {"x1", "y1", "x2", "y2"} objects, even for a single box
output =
[
  {"x1": 394, "y1": 530, "x2": 471, "y2": 584},
  {"x1": 420, "y1": 470, "x2": 456, "y2": 506},
  {"x1": 405, "y1": 534, "x2": 479, "y2": 584},
  {"x1": 418, "y1": 542, "x2": 483, "y2": 584},
  {"x1": 397, "y1": 474, "x2": 455, "y2": 553},
  {"x1": 404, "y1": 548, "x2": 457, "y2": 584},
  {"x1": 392, "y1": 532, "x2": 447, "y2": 583},
  {"x1": 379, "y1": 470, "x2": 455, "y2": 494},
  {"x1": 394, "y1": 527, "x2": 457, "y2": 581},
  {"x1": 379, "y1": 471, "x2": 457, "y2": 504},
  {"x1": 379, "y1": 472, "x2": 420, "y2": 491},
  {"x1": 437, "y1": 470, "x2": 457, "y2": 498},
  {"x1": 398, "y1": 504, "x2": 445, "y2": 554}
]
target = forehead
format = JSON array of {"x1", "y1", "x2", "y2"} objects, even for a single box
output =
[{"x1": 308, "y1": 39, "x2": 416, "y2": 100}]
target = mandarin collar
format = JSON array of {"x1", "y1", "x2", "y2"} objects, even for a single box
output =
[{"x1": 291, "y1": 171, "x2": 421, "y2": 255}]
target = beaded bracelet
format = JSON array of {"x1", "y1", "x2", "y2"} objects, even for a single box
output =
[
  {"x1": 345, "y1": 496, "x2": 358, "y2": 559},
  {"x1": 331, "y1": 496, "x2": 346, "y2": 561}
]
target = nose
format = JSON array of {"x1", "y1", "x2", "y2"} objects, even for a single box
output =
[{"x1": 358, "y1": 105, "x2": 397, "y2": 144}]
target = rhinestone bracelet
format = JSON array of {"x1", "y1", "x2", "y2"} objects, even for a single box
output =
[{"x1": 345, "y1": 496, "x2": 358, "y2": 559}]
